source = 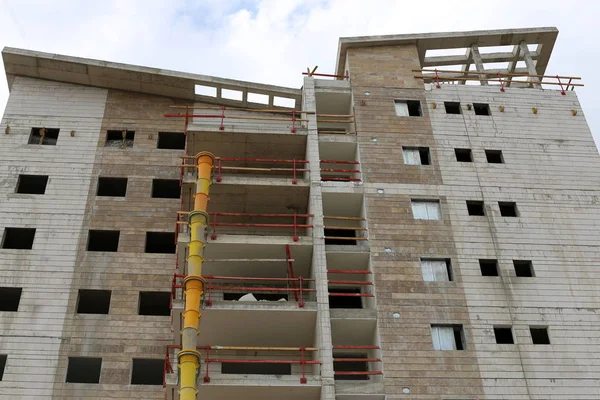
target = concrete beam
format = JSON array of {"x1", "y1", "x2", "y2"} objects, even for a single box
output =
[
  {"x1": 336, "y1": 26, "x2": 558, "y2": 76},
  {"x1": 2, "y1": 47, "x2": 302, "y2": 109}
]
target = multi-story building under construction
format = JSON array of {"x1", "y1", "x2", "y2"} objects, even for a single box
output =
[{"x1": 1, "y1": 27, "x2": 599, "y2": 400}]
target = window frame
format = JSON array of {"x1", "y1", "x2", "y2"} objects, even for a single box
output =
[{"x1": 411, "y1": 199, "x2": 442, "y2": 220}]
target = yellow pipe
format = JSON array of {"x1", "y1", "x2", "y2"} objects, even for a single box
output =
[{"x1": 178, "y1": 151, "x2": 214, "y2": 400}]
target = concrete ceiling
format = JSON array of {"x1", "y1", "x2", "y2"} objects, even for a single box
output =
[
  {"x1": 203, "y1": 242, "x2": 313, "y2": 278},
  {"x1": 331, "y1": 318, "x2": 377, "y2": 346},
  {"x1": 198, "y1": 308, "x2": 316, "y2": 346},
  {"x1": 198, "y1": 385, "x2": 320, "y2": 400},
  {"x1": 187, "y1": 131, "x2": 307, "y2": 161}
]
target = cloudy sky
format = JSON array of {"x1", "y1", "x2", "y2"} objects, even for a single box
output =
[{"x1": 1, "y1": 0, "x2": 598, "y2": 146}]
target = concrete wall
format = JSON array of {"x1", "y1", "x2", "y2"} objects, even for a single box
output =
[
  {"x1": 347, "y1": 42, "x2": 600, "y2": 400},
  {"x1": 47, "y1": 89, "x2": 190, "y2": 398},
  {"x1": 0, "y1": 76, "x2": 107, "y2": 398},
  {"x1": 426, "y1": 85, "x2": 600, "y2": 400}
]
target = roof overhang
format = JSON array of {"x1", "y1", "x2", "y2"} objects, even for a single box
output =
[
  {"x1": 336, "y1": 27, "x2": 558, "y2": 76},
  {"x1": 2, "y1": 47, "x2": 301, "y2": 108}
]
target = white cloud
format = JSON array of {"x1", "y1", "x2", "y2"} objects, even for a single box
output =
[{"x1": 1, "y1": 0, "x2": 599, "y2": 144}]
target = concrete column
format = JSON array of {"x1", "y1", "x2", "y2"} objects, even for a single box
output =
[
  {"x1": 302, "y1": 77, "x2": 336, "y2": 400},
  {"x1": 519, "y1": 41, "x2": 542, "y2": 89},
  {"x1": 470, "y1": 44, "x2": 488, "y2": 86}
]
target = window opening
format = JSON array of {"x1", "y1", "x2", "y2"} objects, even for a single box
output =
[
  {"x1": 479, "y1": 259, "x2": 499, "y2": 276},
  {"x1": 466, "y1": 200, "x2": 485, "y2": 216},
  {"x1": 138, "y1": 292, "x2": 170, "y2": 316},
  {"x1": 2, "y1": 228, "x2": 35, "y2": 249},
  {"x1": 28, "y1": 128, "x2": 59, "y2": 145},
  {"x1": 77, "y1": 289, "x2": 111, "y2": 314},
  {"x1": 16, "y1": 175, "x2": 49, "y2": 194}
]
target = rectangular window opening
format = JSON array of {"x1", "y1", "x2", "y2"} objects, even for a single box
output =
[
  {"x1": 157, "y1": 132, "x2": 186, "y2": 150},
  {"x1": 411, "y1": 200, "x2": 441, "y2": 220},
  {"x1": 77, "y1": 289, "x2": 111, "y2": 314},
  {"x1": 247, "y1": 92, "x2": 269, "y2": 104},
  {"x1": 499, "y1": 202, "x2": 518, "y2": 217},
  {"x1": 455, "y1": 148, "x2": 473, "y2": 162},
  {"x1": 473, "y1": 103, "x2": 491, "y2": 116},
  {"x1": 333, "y1": 354, "x2": 368, "y2": 381},
  {"x1": 431, "y1": 325, "x2": 464, "y2": 350},
  {"x1": 0, "y1": 287, "x2": 22, "y2": 312},
  {"x1": 444, "y1": 102, "x2": 462, "y2": 114},
  {"x1": 514, "y1": 260, "x2": 534, "y2": 277},
  {"x1": 221, "y1": 362, "x2": 291, "y2": 375},
  {"x1": 421, "y1": 259, "x2": 452, "y2": 282},
  {"x1": 0, "y1": 355, "x2": 6, "y2": 381},
  {"x1": 105, "y1": 130, "x2": 134, "y2": 148},
  {"x1": 195, "y1": 84, "x2": 217, "y2": 97},
  {"x1": 494, "y1": 326, "x2": 514, "y2": 344},
  {"x1": 530, "y1": 327, "x2": 551, "y2": 345},
  {"x1": 324, "y1": 228, "x2": 357, "y2": 245},
  {"x1": 394, "y1": 100, "x2": 422, "y2": 117},
  {"x1": 138, "y1": 291, "x2": 171, "y2": 316},
  {"x1": 28, "y1": 127, "x2": 60, "y2": 145},
  {"x1": 329, "y1": 288, "x2": 363, "y2": 309},
  {"x1": 403, "y1": 147, "x2": 430, "y2": 165},
  {"x1": 16, "y1": 175, "x2": 49, "y2": 194},
  {"x1": 485, "y1": 149, "x2": 504, "y2": 164},
  {"x1": 273, "y1": 96, "x2": 296, "y2": 108},
  {"x1": 223, "y1": 293, "x2": 288, "y2": 302},
  {"x1": 66, "y1": 357, "x2": 102, "y2": 383},
  {"x1": 145, "y1": 232, "x2": 176, "y2": 254},
  {"x1": 479, "y1": 259, "x2": 499, "y2": 276},
  {"x1": 2, "y1": 227, "x2": 35, "y2": 249},
  {"x1": 152, "y1": 179, "x2": 181, "y2": 199},
  {"x1": 466, "y1": 200, "x2": 485, "y2": 216},
  {"x1": 87, "y1": 230, "x2": 120, "y2": 252},
  {"x1": 131, "y1": 358, "x2": 164, "y2": 385},
  {"x1": 221, "y1": 89, "x2": 243, "y2": 101},
  {"x1": 97, "y1": 177, "x2": 127, "y2": 197}
]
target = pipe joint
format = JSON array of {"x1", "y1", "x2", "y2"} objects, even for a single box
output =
[{"x1": 183, "y1": 275, "x2": 206, "y2": 285}]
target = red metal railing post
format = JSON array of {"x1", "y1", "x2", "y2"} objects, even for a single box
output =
[
  {"x1": 557, "y1": 75, "x2": 566, "y2": 95},
  {"x1": 203, "y1": 348, "x2": 211, "y2": 383},
  {"x1": 292, "y1": 159, "x2": 297, "y2": 185},
  {"x1": 293, "y1": 213, "x2": 299, "y2": 242},
  {"x1": 219, "y1": 106, "x2": 225, "y2": 130},
  {"x1": 300, "y1": 346, "x2": 307, "y2": 383},
  {"x1": 211, "y1": 212, "x2": 217, "y2": 240},
  {"x1": 566, "y1": 78, "x2": 572, "y2": 92},
  {"x1": 206, "y1": 278, "x2": 213, "y2": 307},
  {"x1": 216, "y1": 158, "x2": 223, "y2": 183},
  {"x1": 286, "y1": 244, "x2": 299, "y2": 302},
  {"x1": 434, "y1": 68, "x2": 441, "y2": 89},
  {"x1": 298, "y1": 276, "x2": 305, "y2": 308},
  {"x1": 291, "y1": 109, "x2": 297, "y2": 133},
  {"x1": 498, "y1": 72, "x2": 505, "y2": 92}
]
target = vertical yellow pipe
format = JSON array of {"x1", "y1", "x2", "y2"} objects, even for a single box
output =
[{"x1": 178, "y1": 151, "x2": 214, "y2": 400}]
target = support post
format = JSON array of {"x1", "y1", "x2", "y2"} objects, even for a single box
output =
[
  {"x1": 470, "y1": 44, "x2": 488, "y2": 86},
  {"x1": 519, "y1": 41, "x2": 542, "y2": 89}
]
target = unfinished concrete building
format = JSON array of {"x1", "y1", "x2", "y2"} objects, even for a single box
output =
[{"x1": 0, "y1": 26, "x2": 598, "y2": 400}]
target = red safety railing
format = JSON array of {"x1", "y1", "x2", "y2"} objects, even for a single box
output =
[
  {"x1": 164, "y1": 345, "x2": 320, "y2": 385},
  {"x1": 214, "y1": 157, "x2": 309, "y2": 184},
  {"x1": 177, "y1": 212, "x2": 313, "y2": 242},
  {"x1": 303, "y1": 66, "x2": 349, "y2": 80},
  {"x1": 413, "y1": 69, "x2": 583, "y2": 93},
  {"x1": 179, "y1": 156, "x2": 309, "y2": 185},
  {"x1": 320, "y1": 159, "x2": 361, "y2": 182},
  {"x1": 203, "y1": 275, "x2": 315, "y2": 308},
  {"x1": 327, "y1": 269, "x2": 373, "y2": 298},
  {"x1": 209, "y1": 212, "x2": 313, "y2": 241},
  {"x1": 332, "y1": 345, "x2": 383, "y2": 378}
]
